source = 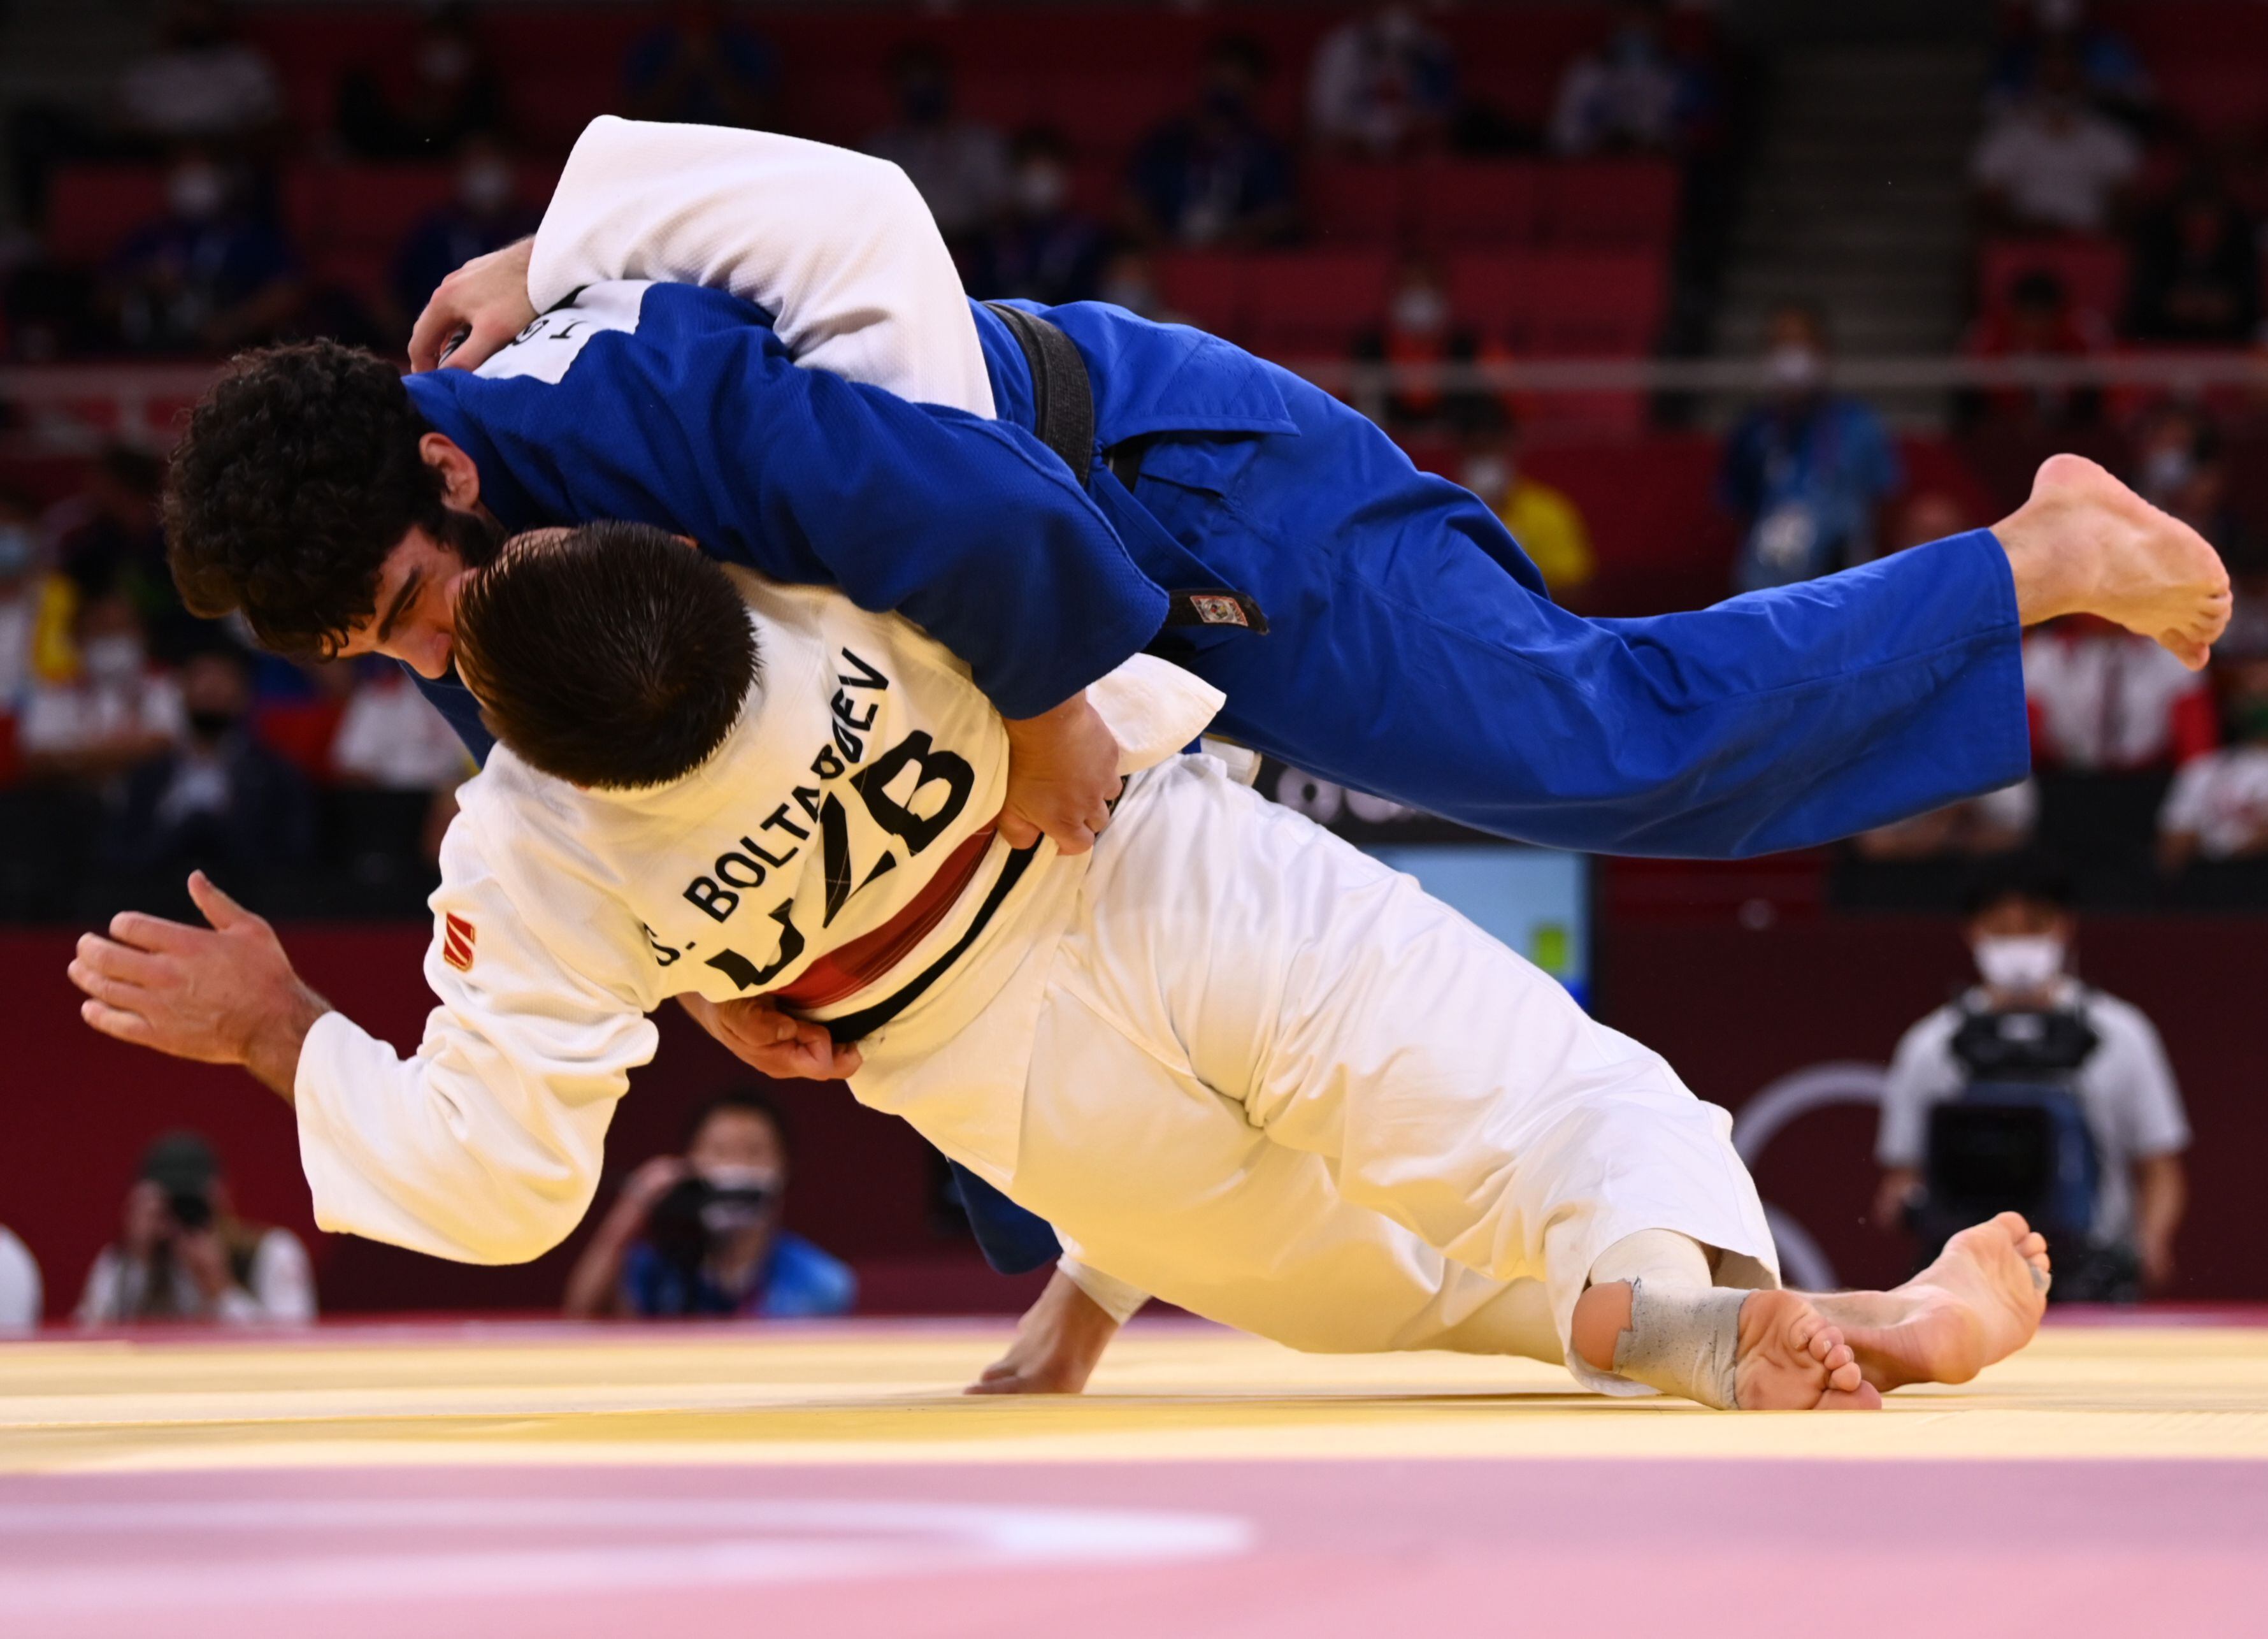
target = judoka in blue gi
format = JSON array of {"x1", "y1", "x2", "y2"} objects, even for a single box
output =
[{"x1": 162, "y1": 120, "x2": 2228, "y2": 1382}]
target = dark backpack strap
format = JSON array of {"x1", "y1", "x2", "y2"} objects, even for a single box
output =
[{"x1": 983, "y1": 300, "x2": 1096, "y2": 484}]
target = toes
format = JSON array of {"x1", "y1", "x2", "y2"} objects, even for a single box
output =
[
  {"x1": 1992, "y1": 1211, "x2": 2032, "y2": 1240},
  {"x1": 1827, "y1": 1357, "x2": 1864, "y2": 1394},
  {"x1": 1818, "y1": 1383, "x2": 1884, "y2": 1411}
]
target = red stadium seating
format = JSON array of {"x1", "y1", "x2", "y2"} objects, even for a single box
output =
[
  {"x1": 1446, "y1": 250, "x2": 1532, "y2": 335},
  {"x1": 1547, "y1": 159, "x2": 1679, "y2": 249},
  {"x1": 1154, "y1": 250, "x2": 1250, "y2": 338},
  {"x1": 1978, "y1": 236, "x2": 2129, "y2": 330},
  {"x1": 1410, "y1": 161, "x2": 1547, "y2": 249},
  {"x1": 1245, "y1": 249, "x2": 1396, "y2": 354},
  {"x1": 1307, "y1": 161, "x2": 1407, "y2": 245},
  {"x1": 1525, "y1": 249, "x2": 1666, "y2": 352},
  {"x1": 45, "y1": 166, "x2": 168, "y2": 264}
]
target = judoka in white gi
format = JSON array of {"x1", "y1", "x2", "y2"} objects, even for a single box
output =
[{"x1": 70, "y1": 524, "x2": 2053, "y2": 1411}]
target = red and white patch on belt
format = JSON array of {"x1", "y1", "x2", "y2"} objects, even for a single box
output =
[{"x1": 440, "y1": 911, "x2": 477, "y2": 972}]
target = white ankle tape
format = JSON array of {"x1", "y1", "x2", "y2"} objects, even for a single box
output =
[{"x1": 1609, "y1": 1279, "x2": 1747, "y2": 1410}]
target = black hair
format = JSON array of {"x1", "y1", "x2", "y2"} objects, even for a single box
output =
[
  {"x1": 165, "y1": 340, "x2": 449, "y2": 657},
  {"x1": 1962, "y1": 853, "x2": 2076, "y2": 920},
  {"x1": 452, "y1": 520, "x2": 759, "y2": 790},
  {"x1": 683, "y1": 1086, "x2": 793, "y2": 1157}
]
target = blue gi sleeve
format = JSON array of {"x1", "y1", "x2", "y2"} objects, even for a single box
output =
[
  {"x1": 949, "y1": 1163, "x2": 1063, "y2": 1275},
  {"x1": 412, "y1": 286, "x2": 1170, "y2": 719}
]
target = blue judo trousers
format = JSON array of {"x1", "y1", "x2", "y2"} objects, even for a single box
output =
[{"x1": 403, "y1": 282, "x2": 2031, "y2": 1274}]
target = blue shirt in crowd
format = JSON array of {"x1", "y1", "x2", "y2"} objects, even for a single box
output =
[{"x1": 621, "y1": 1231, "x2": 856, "y2": 1319}]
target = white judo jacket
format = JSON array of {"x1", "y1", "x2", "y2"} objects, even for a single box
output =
[{"x1": 296, "y1": 577, "x2": 1219, "y2": 1264}]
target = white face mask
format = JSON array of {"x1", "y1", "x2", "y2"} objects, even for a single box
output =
[
  {"x1": 167, "y1": 162, "x2": 226, "y2": 221},
  {"x1": 1389, "y1": 285, "x2": 1449, "y2": 336},
  {"x1": 1974, "y1": 934, "x2": 2066, "y2": 994},
  {"x1": 1014, "y1": 162, "x2": 1067, "y2": 215},
  {"x1": 82, "y1": 633, "x2": 146, "y2": 684},
  {"x1": 459, "y1": 159, "x2": 514, "y2": 214},
  {"x1": 2140, "y1": 444, "x2": 2194, "y2": 503},
  {"x1": 1765, "y1": 342, "x2": 1823, "y2": 393},
  {"x1": 1461, "y1": 454, "x2": 1510, "y2": 502}
]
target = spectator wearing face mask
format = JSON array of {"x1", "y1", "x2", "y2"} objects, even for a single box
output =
[
  {"x1": 388, "y1": 137, "x2": 542, "y2": 334},
  {"x1": 338, "y1": 2, "x2": 507, "y2": 161},
  {"x1": 1549, "y1": 0, "x2": 1698, "y2": 157},
  {"x1": 77, "y1": 1131, "x2": 315, "y2": 1326},
  {"x1": 2158, "y1": 659, "x2": 2268, "y2": 871},
  {"x1": 1719, "y1": 304, "x2": 1903, "y2": 592},
  {"x1": 18, "y1": 593, "x2": 183, "y2": 784},
  {"x1": 1971, "y1": 41, "x2": 2139, "y2": 236},
  {"x1": 564, "y1": 1089, "x2": 854, "y2": 1320},
  {"x1": 0, "y1": 488, "x2": 76, "y2": 740},
  {"x1": 966, "y1": 128, "x2": 1107, "y2": 307},
  {"x1": 1126, "y1": 35, "x2": 1296, "y2": 249},
  {"x1": 1307, "y1": 4, "x2": 1457, "y2": 159},
  {"x1": 1457, "y1": 415, "x2": 1593, "y2": 602},
  {"x1": 1873, "y1": 862, "x2": 2188, "y2": 1298},
  {"x1": 94, "y1": 640, "x2": 312, "y2": 901},
  {"x1": 98, "y1": 148, "x2": 302, "y2": 355},
  {"x1": 863, "y1": 43, "x2": 1010, "y2": 250},
  {"x1": 1352, "y1": 256, "x2": 1500, "y2": 431}
]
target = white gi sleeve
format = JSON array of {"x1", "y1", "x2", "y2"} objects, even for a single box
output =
[
  {"x1": 528, "y1": 115, "x2": 995, "y2": 416},
  {"x1": 1058, "y1": 1257, "x2": 1151, "y2": 1327},
  {"x1": 293, "y1": 834, "x2": 660, "y2": 1267}
]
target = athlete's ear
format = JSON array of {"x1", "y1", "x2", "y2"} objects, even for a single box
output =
[{"x1": 419, "y1": 433, "x2": 484, "y2": 512}]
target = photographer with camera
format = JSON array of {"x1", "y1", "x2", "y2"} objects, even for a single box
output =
[
  {"x1": 1872, "y1": 860, "x2": 2190, "y2": 1302},
  {"x1": 75, "y1": 1131, "x2": 315, "y2": 1325},
  {"x1": 563, "y1": 1089, "x2": 854, "y2": 1320}
]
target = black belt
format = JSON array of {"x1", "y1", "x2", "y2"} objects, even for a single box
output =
[
  {"x1": 821, "y1": 842, "x2": 1040, "y2": 1044},
  {"x1": 982, "y1": 301, "x2": 1267, "y2": 636}
]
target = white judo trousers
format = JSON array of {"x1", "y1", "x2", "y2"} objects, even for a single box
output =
[{"x1": 865, "y1": 756, "x2": 1780, "y2": 1394}]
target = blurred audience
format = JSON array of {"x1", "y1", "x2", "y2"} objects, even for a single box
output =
[
  {"x1": 1353, "y1": 255, "x2": 1498, "y2": 431},
  {"x1": 0, "y1": 488, "x2": 76, "y2": 725},
  {"x1": 1307, "y1": 4, "x2": 1457, "y2": 159},
  {"x1": 18, "y1": 593, "x2": 183, "y2": 785},
  {"x1": 330, "y1": 662, "x2": 471, "y2": 793},
  {"x1": 389, "y1": 136, "x2": 542, "y2": 330},
  {"x1": 1459, "y1": 415, "x2": 1595, "y2": 603},
  {"x1": 78, "y1": 1132, "x2": 315, "y2": 1325},
  {"x1": 1549, "y1": 0, "x2": 1696, "y2": 157},
  {"x1": 1126, "y1": 36, "x2": 1295, "y2": 249},
  {"x1": 622, "y1": 0, "x2": 780, "y2": 132},
  {"x1": 2024, "y1": 617, "x2": 2217, "y2": 773},
  {"x1": 1855, "y1": 781, "x2": 2039, "y2": 862},
  {"x1": 2125, "y1": 173, "x2": 2260, "y2": 345},
  {"x1": 0, "y1": 1225, "x2": 38, "y2": 1331},
  {"x1": 965, "y1": 128, "x2": 1107, "y2": 307},
  {"x1": 52, "y1": 444, "x2": 177, "y2": 631},
  {"x1": 99, "y1": 150, "x2": 301, "y2": 355},
  {"x1": 95, "y1": 641, "x2": 314, "y2": 886},
  {"x1": 113, "y1": 0, "x2": 282, "y2": 150},
  {"x1": 1093, "y1": 248, "x2": 1178, "y2": 323},
  {"x1": 1986, "y1": 0, "x2": 2153, "y2": 129},
  {"x1": 1874, "y1": 860, "x2": 2187, "y2": 1299},
  {"x1": 2130, "y1": 402, "x2": 2250, "y2": 560},
  {"x1": 564, "y1": 1089, "x2": 854, "y2": 1320},
  {"x1": 1971, "y1": 42, "x2": 2139, "y2": 235},
  {"x1": 1962, "y1": 268, "x2": 2107, "y2": 428},
  {"x1": 1719, "y1": 304, "x2": 1903, "y2": 591},
  {"x1": 337, "y1": 1, "x2": 507, "y2": 160},
  {"x1": 2158, "y1": 659, "x2": 2268, "y2": 870},
  {"x1": 864, "y1": 43, "x2": 1009, "y2": 250}
]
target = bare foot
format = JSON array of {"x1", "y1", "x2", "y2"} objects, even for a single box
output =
[
  {"x1": 965, "y1": 1268, "x2": 1121, "y2": 1396},
  {"x1": 1733, "y1": 1289, "x2": 1881, "y2": 1410},
  {"x1": 1820, "y1": 1212, "x2": 2051, "y2": 1392},
  {"x1": 1998, "y1": 453, "x2": 2231, "y2": 668}
]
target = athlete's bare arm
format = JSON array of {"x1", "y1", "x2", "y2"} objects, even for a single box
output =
[{"x1": 68, "y1": 872, "x2": 330, "y2": 1101}]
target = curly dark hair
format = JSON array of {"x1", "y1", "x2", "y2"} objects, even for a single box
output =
[
  {"x1": 455, "y1": 521, "x2": 759, "y2": 790},
  {"x1": 165, "y1": 340, "x2": 448, "y2": 656}
]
